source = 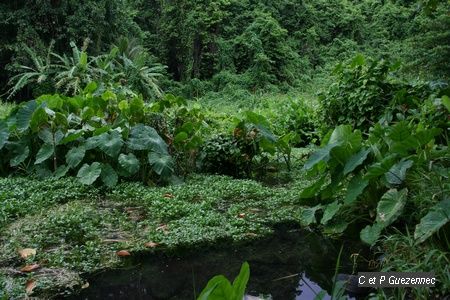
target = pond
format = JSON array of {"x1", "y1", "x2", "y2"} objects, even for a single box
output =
[{"x1": 70, "y1": 228, "x2": 369, "y2": 299}]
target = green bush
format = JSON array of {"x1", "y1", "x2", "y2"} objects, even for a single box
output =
[{"x1": 0, "y1": 83, "x2": 174, "y2": 187}]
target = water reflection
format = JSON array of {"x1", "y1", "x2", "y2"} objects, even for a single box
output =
[{"x1": 71, "y1": 228, "x2": 364, "y2": 300}]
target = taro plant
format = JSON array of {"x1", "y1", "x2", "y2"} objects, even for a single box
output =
[
  {"x1": 299, "y1": 117, "x2": 448, "y2": 245},
  {"x1": 0, "y1": 83, "x2": 174, "y2": 187}
]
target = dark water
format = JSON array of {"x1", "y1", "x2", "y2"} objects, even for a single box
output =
[{"x1": 70, "y1": 228, "x2": 368, "y2": 300}]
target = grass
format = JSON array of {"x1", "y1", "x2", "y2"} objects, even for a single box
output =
[{"x1": 0, "y1": 167, "x2": 315, "y2": 298}]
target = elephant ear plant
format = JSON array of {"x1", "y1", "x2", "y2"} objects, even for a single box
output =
[
  {"x1": 298, "y1": 91, "x2": 449, "y2": 246},
  {"x1": 0, "y1": 82, "x2": 174, "y2": 187}
]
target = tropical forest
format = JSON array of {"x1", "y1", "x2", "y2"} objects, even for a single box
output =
[{"x1": 0, "y1": 0, "x2": 449, "y2": 299}]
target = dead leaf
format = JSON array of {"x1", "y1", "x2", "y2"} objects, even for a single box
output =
[
  {"x1": 238, "y1": 213, "x2": 246, "y2": 218},
  {"x1": 18, "y1": 248, "x2": 36, "y2": 259},
  {"x1": 116, "y1": 250, "x2": 131, "y2": 257},
  {"x1": 144, "y1": 242, "x2": 159, "y2": 248},
  {"x1": 81, "y1": 282, "x2": 90, "y2": 289},
  {"x1": 21, "y1": 264, "x2": 40, "y2": 273},
  {"x1": 25, "y1": 279, "x2": 36, "y2": 294},
  {"x1": 163, "y1": 193, "x2": 174, "y2": 198}
]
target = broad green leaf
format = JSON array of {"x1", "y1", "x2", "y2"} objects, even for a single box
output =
[
  {"x1": 442, "y1": 95, "x2": 450, "y2": 112},
  {"x1": 148, "y1": 152, "x2": 174, "y2": 177},
  {"x1": 197, "y1": 275, "x2": 233, "y2": 300},
  {"x1": 16, "y1": 100, "x2": 37, "y2": 132},
  {"x1": 321, "y1": 201, "x2": 342, "y2": 225},
  {"x1": 118, "y1": 100, "x2": 129, "y2": 111},
  {"x1": 0, "y1": 120, "x2": 9, "y2": 150},
  {"x1": 66, "y1": 146, "x2": 86, "y2": 168},
  {"x1": 128, "y1": 124, "x2": 168, "y2": 153},
  {"x1": 364, "y1": 155, "x2": 397, "y2": 180},
  {"x1": 388, "y1": 121, "x2": 411, "y2": 142},
  {"x1": 84, "y1": 82, "x2": 98, "y2": 93},
  {"x1": 35, "y1": 144, "x2": 54, "y2": 165},
  {"x1": 231, "y1": 262, "x2": 250, "y2": 299},
  {"x1": 415, "y1": 128, "x2": 442, "y2": 146},
  {"x1": 37, "y1": 94, "x2": 63, "y2": 110},
  {"x1": 303, "y1": 143, "x2": 339, "y2": 170},
  {"x1": 53, "y1": 165, "x2": 70, "y2": 179},
  {"x1": 376, "y1": 188, "x2": 408, "y2": 228},
  {"x1": 323, "y1": 220, "x2": 349, "y2": 235},
  {"x1": 386, "y1": 159, "x2": 413, "y2": 185},
  {"x1": 174, "y1": 131, "x2": 189, "y2": 144},
  {"x1": 414, "y1": 197, "x2": 450, "y2": 244},
  {"x1": 98, "y1": 131, "x2": 123, "y2": 158},
  {"x1": 345, "y1": 174, "x2": 369, "y2": 205},
  {"x1": 38, "y1": 128, "x2": 53, "y2": 144},
  {"x1": 30, "y1": 106, "x2": 48, "y2": 131},
  {"x1": 300, "y1": 175, "x2": 326, "y2": 198},
  {"x1": 360, "y1": 223, "x2": 382, "y2": 245},
  {"x1": 10, "y1": 145, "x2": 30, "y2": 167},
  {"x1": 119, "y1": 153, "x2": 140, "y2": 175},
  {"x1": 343, "y1": 148, "x2": 371, "y2": 175},
  {"x1": 61, "y1": 130, "x2": 84, "y2": 144},
  {"x1": 77, "y1": 162, "x2": 102, "y2": 185},
  {"x1": 101, "y1": 163, "x2": 118, "y2": 188},
  {"x1": 299, "y1": 205, "x2": 321, "y2": 226}
]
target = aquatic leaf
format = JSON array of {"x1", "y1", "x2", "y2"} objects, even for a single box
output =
[
  {"x1": 66, "y1": 146, "x2": 86, "y2": 168},
  {"x1": 376, "y1": 188, "x2": 408, "y2": 228},
  {"x1": 197, "y1": 275, "x2": 233, "y2": 300},
  {"x1": 232, "y1": 262, "x2": 250, "y2": 299},
  {"x1": 35, "y1": 144, "x2": 54, "y2": 165},
  {"x1": 414, "y1": 197, "x2": 450, "y2": 244},
  {"x1": 77, "y1": 162, "x2": 102, "y2": 185},
  {"x1": 18, "y1": 248, "x2": 36, "y2": 259},
  {"x1": 118, "y1": 153, "x2": 140, "y2": 175},
  {"x1": 345, "y1": 174, "x2": 369, "y2": 204},
  {"x1": 360, "y1": 223, "x2": 382, "y2": 245},
  {"x1": 321, "y1": 201, "x2": 342, "y2": 225},
  {"x1": 385, "y1": 159, "x2": 413, "y2": 185},
  {"x1": 343, "y1": 148, "x2": 371, "y2": 175}
]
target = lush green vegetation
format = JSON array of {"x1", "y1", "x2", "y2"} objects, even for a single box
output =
[{"x1": 0, "y1": 0, "x2": 449, "y2": 299}]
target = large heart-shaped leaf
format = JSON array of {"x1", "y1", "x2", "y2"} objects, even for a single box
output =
[
  {"x1": 360, "y1": 223, "x2": 382, "y2": 245},
  {"x1": 16, "y1": 100, "x2": 38, "y2": 132},
  {"x1": 386, "y1": 159, "x2": 413, "y2": 185},
  {"x1": 98, "y1": 131, "x2": 123, "y2": 157},
  {"x1": 77, "y1": 162, "x2": 102, "y2": 185},
  {"x1": 35, "y1": 144, "x2": 54, "y2": 165},
  {"x1": 10, "y1": 144, "x2": 30, "y2": 167},
  {"x1": 299, "y1": 205, "x2": 322, "y2": 226},
  {"x1": 321, "y1": 201, "x2": 342, "y2": 225},
  {"x1": 101, "y1": 163, "x2": 118, "y2": 188},
  {"x1": 343, "y1": 148, "x2": 371, "y2": 175},
  {"x1": 414, "y1": 197, "x2": 450, "y2": 244},
  {"x1": 376, "y1": 188, "x2": 408, "y2": 228},
  {"x1": 118, "y1": 153, "x2": 140, "y2": 175},
  {"x1": 128, "y1": 124, "x2": 168, "y2": 153},
  {"x1": 148, "y1": 151, "x2": 174, "y2": 177},
  {"x1": 66, "y1": 146, "x2": 86, "y2": 168},
  {"x1": 303, "y1": 143, "x2": 339, "y2": 170},
  {"x1": 345, "y1": 174, "x2": 369, "y2": 204}
]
